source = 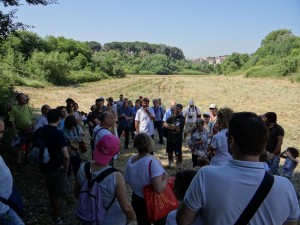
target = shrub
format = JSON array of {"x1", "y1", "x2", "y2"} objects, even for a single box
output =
[
  {"x1": 67, "y1": 70, "x2": 109, "y2": 84},
  {"x1": 246, "y1": 64, "x2": 283, "y2": 77},
  {"x1": 279, "y1": 56, "x2": 299, "y2": 76}
]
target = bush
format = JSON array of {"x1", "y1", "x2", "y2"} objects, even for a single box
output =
[
  {"x1": 67, "y1": 70, "x2": 109, "y2": 84},
  {"x1": 245, "y1": 64, "x2": 283, "y2": 77},
  {"x1": 279, "y1": 56, "x2": 299, "y2": 76},
  {"x1": 0, "y1": 65, "x2": 14, "y2": 116}
]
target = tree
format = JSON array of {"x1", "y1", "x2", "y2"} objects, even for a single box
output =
[{"x1": 0, "y1": 0, "x2": 57, "y2": 40}]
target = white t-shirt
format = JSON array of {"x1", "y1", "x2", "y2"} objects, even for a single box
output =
[
  {"x1": 209, "y1": 128, "x2": 232, "y2": 166},
  {"x1": 183, "y1": 160, "x2": 299, "y2": 224},
  {"x1": 135, "y1": 108, "x2": 155, "y2": 135},
  {"x1": 0, "y1": 156, "x2": 13, "y2": 214},
  {"x1": 166, "y1": 209, "x2": 203, "y2": 225},
  {"x1": 124, "y1": 155, "x2": 165, "y2": 198},
  {"x1": 93, "y1": 125, "x2": 112, "y2": 148}
]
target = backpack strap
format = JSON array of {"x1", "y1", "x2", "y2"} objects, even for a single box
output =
[
  {"x1": 93, "y1": 127, "x2": 107, "y2": 145},
  {"x1": 0, "y1": 195, "x2": 23, "y2": 217},
  {"x1": 148, "y1": 160, "x2": 153, "y2": 179},
  {"x1": 84, "y1": 162, "x2": 92, "y2": 181},
  {"x1": 234, "y1": 172, "x2": 274, "y2": 225},
  {"x1": 91, "y1": 167, "x2": 120, "y2": 211}
]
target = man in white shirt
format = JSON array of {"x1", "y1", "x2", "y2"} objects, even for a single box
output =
[
  {"x1": 135, "y1": 98, "x2": 155, "y2": 154},
  {"x1": 183, "y1": 100, "x2": 200, "y2": 141},
  {"x1": 176, "y1": 112, "x2": 299, "y2": 225}
]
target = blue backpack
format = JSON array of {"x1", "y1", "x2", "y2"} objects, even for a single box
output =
[{"x1": 75, "y1": 162, "x2": 118, "y2": 225}]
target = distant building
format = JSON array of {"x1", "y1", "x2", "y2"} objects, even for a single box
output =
[{"x1": 193, "y1": 55, "x2": 228, "y2": 65}]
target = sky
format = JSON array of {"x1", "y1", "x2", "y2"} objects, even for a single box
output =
[{"x1": 4, "y1": 0, "x2": 300, "y2": 59}]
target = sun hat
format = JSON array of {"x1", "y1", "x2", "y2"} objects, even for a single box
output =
[
  {"x1": 209, "y1": 103, "x2": 217, "y2": 109},
  {"x1": 93, "y1": 134, "x2": 120, "y2": 165},
  {"x1": 189, "y1": 100, "x2": 194, "y2": 105}
]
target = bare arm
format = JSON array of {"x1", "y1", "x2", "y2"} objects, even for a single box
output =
[
  {"x1": 176, "y1": 202, "x2": 198, "y2": 225},
  {"x1": 135, "y1": 120, "x2": 140, "y2": 133},
  {"x1": 151, "y1": 173, "x2": 169, "y2": 194},
  {"x1": 273, "y1": 135, "x2": 283, "y2": 155},
  {"x1": 11, "y1": 121, "x2": 18, "y2": 137},
  {"x1": 115, "y1": 172, "x2": 135, "y2": 223},
  {"x1": 61, "y1": 146, "x2": 70, "y2": 173}
]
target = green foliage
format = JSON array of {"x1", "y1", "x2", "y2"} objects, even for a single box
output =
[
  {"x1": 67, "y1": 70, "x2": 109, "y2": 83},
  {"x1": 103, "y1": 41, "x2": 184, "y2": 60},
  {"x1": 278, "y1": 56, "x2": 299, "y2": 76},
  {"x1": 0, "y1": 65, "x2": 14, "y2": 116},
  {"x1": 245, "y1": 64, "x2": 283, "y2": 77},
  {"x1": 45, "y1": 35, "x2": 92, "y2": 61},
  {"x1": 138, "y1": 54, "x2": 177, "y2": 75},
  {"x1": 92, "y1": 50, "x2": 125, "y2": 77},
  {"x1": 221, "y1": 52, "x2": 249, "y2": 74}
]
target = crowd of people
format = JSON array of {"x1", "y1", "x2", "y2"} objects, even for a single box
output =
[{"x1": 0, "y1": 92, "x2": 299, "y2": 224}]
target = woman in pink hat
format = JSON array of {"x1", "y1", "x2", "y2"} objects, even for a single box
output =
[{"x1": 75, "y1": 134, "x2": 135, "y2": 225}]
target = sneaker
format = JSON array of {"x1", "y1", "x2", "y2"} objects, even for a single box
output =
[{"x1": 167, "y1": 161, "x2": 172, "y2": 169}]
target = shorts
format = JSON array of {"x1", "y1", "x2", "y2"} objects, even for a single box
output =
[
  {"x1": 44, "y1": 172, "x2": 70, "y2": 199},
  {"x1": 166, "y1": 142, "x2": 182, "y2": 156},
  {"x1": 16, "y1": 131, "x2": 32, "y2": 149},
  {"x1": 184, "y1": 122, "x2": 195, "y2": 134}
]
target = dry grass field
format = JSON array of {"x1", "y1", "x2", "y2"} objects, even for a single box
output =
[
  {"x1": 12, "y1": 74, "x2": 300, "y2": 224},
  {"x1": 15, "y1": 74, "x2": 300, "y2": 150}
]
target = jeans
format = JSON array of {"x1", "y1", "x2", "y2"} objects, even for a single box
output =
[
  {"x1": 154, "y1": 121, "x2": 163, "y2": 143},
  {"x1": 269, "y1": 156, "x2": 280, "y2": 175},
  {"x1": 0, "y1": 208, "x2": 24, "y2": 225},
  {"x1": 117, "y1": 126, "x2": 130, "y2": 148}
]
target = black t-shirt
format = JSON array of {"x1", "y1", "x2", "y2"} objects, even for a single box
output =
[
  {"x1": 266, "y1": 123, "x2": 284, "y2": 153},
  {"x1": 166, "y1": 114, "x2": 185, "y2": 144},
  {"x1": 91, "y1": 106, "x2": 107, "y2": 126},
  {"x1": 43, "y1": 125, "x2": 67, "y2": 173}
]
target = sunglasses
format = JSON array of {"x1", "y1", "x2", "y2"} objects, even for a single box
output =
[
  {"x1": 209, "y1": 108, "x2": 216, "y2": 110},
  {"x1": 203, "y1": 115, "x2": 210, "y2": 118}
]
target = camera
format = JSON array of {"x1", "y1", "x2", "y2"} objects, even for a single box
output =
[{"x1": 188, "y1": 115, "x2": 193, "y2": 119}]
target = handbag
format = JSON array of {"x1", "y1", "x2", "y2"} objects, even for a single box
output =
[
  {"x1": 143, "y1": 160, "x2": 178, "y2": 223},
  {"x1": 234, "y1": 172, "x2": 274, "y2": 225},
  {"x1": 69, "y1": 139, "x2": 79, "y2": 150},
  {"x1": 79, "y1": 140, "x2": 87, "y2": 154}
]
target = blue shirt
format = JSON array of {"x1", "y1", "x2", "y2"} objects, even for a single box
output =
[
  {"x1": 151, "y1": 106, "x2": 164, "y2": 121},
  {"x1": 118, "y1": 107, "x2": 132, "y2": 127}
]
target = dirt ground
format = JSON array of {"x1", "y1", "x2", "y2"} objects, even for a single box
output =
[{"x1": 5, "y1": 74, "x2": 300, "y2": 224}]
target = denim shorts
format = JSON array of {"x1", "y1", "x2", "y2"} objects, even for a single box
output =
[{"x1": 0, "y1": 208, "x2": 24, "y2": 225}]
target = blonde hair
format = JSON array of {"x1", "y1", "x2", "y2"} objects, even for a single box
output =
[
  {"x1": 133, "y1": 132, "x2": 154, "y2": 153},
  {"x1": 217, "y1": 107, "x2": 233, "y2": 129}
]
